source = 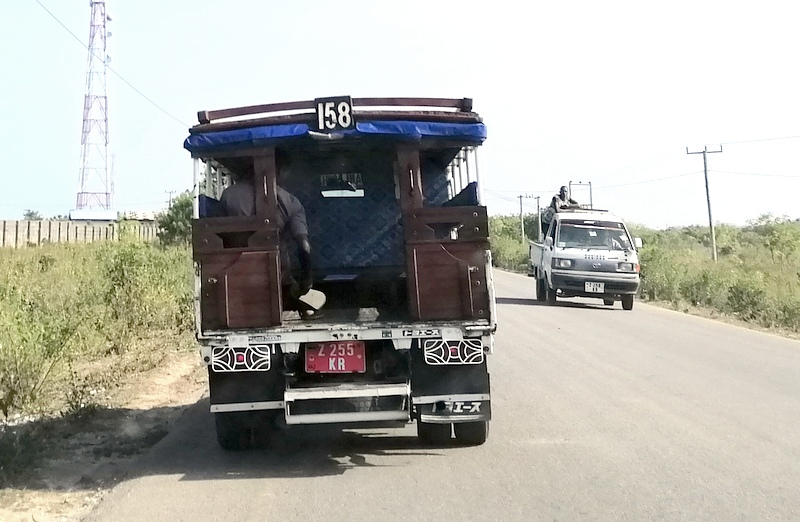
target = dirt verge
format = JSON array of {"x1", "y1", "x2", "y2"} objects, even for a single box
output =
[{"x1": 0, "y1": 349, "x2": 206, "y2": 522}]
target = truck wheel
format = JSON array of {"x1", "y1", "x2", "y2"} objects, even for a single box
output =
[
  {"x1": 622, "y1": 295, "x2": 634, "y2": 311},
  {"x1": 417, "y1": 421, "x2": 451, "y2": 446},
  {"x1": 251, "y1": 411, "x2": 281, "y2": 449},
  {"x1": 603, "y1": 299, "x2": 614, "y2": 306},
  {"x1": 454, "y1": 421, "x2": 489, "y2": 446},
  {"x1": 215, "y1": 413, "x2": 251, "y2": 451},
  {"x1": 536, "y1": 277, "x2": 546, "y2": 302},
  {"x1": 545, "y1": 282, "x2": 557, "y2": 305}
]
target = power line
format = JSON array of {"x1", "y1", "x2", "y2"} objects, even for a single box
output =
[
  {"x1": 488, "y1": 172, "x2": 701, "y2": 205},
  {"x1": 595, "y1": 171, "x2": 701, "y2": 189},
  {"x1": 596, "y1": 150, "x2": 679, "y2": 179},
  {"x1": 484, "y1": 190, "x2": 517, "y2": 202},
  {"x1": 720, "y1": 135, "x2": 800, "y2": 145},
  {"x1": 710, "y1": 170, "x2": 800, "y2": 179},
  {"x1": 33, "y1": 0, "x2": 189, "y2": 129},
  {"x1": 487, "y1": 189, "x2": 553, "y2": 195}
]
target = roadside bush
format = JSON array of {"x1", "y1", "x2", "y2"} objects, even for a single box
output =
[
  {"x1": 489, "y1": 214, "x2": 534, "y2": 272},
  {"x1": 726, "y1": 273, "x2": 768, "y2": 321},
  {"x1": 490, "y1": 235, "x2": 529, "y2": 272},
  {"x1": 157, "y1": 192, "x2": 193, "y2": 246},
  {"x1": 635, "y1": 218, "x2": 800, "y2": 333},
  {"x1": 779, "y1": 297, "x2": 800, "y2": 331},
  {"x1": 638, "y1": 247, "x2": 685, "y2": 302},
  {"x1": 679, "y1": 267, "x2": 729, "y2": 309},
  {"x1": 0, "y1": 248, "x2": 91, "y2": 416},
  {"x1": 0, "y1": 241, "x2": 193, "y2": 419}
]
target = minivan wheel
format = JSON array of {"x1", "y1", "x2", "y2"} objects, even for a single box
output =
[
  {"x1": 536, "y1": 277, "x2": 546, "y2": 302},
  {"x1": 545, "y1": 282, "x2": 557, "y2": 305},
  {"x1": 622, "y1": 295, "x2": 634, "y2": 310}
]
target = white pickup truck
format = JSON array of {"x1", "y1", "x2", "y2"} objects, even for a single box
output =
[{"x1": 529, "y1": 209, "x2": 642, "y2": 310}]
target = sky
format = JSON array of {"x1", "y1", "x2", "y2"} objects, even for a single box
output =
[{"x1": 1, "y1": 0, "x2": 798, "y2": 229}]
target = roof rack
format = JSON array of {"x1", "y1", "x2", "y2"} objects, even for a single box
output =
[
  {"x1": 196, "y1": 97, "x2": 475, "y2": 125},
  {"x1": 561, "y1": 207, "x2": 609, "y2": 213}
]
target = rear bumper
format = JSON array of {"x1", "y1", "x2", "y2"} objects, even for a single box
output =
[{"x1": 551, "y1": 270, "x2": 639, "y2": 296}]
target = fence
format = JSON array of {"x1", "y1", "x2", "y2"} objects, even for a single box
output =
[{"x1": 1, "y1": 220, "x2": 158, "y2": 248}]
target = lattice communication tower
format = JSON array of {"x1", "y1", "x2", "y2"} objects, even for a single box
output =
[{"x1": 75, "y1": 1, "x2": 112, "y2": 211}]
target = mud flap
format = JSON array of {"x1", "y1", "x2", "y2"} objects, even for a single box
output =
[{"x1": 410, "y1": 339, "x2": 491, "y2": 423}]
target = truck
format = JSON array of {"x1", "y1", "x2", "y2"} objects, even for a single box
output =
[
  {"x1": 184, "y1": 96, "x2": 496, "y2": 450},
  {"x1": 529, "y1": 208, "x2": 642, "y2": 309}
]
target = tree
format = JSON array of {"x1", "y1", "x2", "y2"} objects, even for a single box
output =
[
  {"x1": 156, "y1": 191, "x2": 193, "y2": 246},
  {"x1": 748, "y1": 214, "x2": 800, "y2": 263},
  {"x1": 23, "y1": 210, "x2": 43, "y2": 220}
]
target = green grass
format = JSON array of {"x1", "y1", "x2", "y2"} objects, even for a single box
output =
[{"x1": 0, "y1": 238, "x2": 193, "y2": 420}]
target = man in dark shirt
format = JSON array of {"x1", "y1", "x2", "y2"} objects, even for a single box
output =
[
  {"x1": 551, "y1": 185, "x2": 579, "y2": 212},
  {"x1": 219, "y1": 153, "x2": 315, "y2": 314},
  {"x1": 541, "y1": 186, "x2": 579, "y2": 234}
]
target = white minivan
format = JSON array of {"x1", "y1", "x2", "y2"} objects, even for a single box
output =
[{"x1": 529, "y1": 209, "x2": 642, "y2": 310}]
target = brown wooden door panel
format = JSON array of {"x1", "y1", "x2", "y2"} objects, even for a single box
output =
[
  {"x1": 408, "y1": 243, "x2": 489, "y2": 321},
  {"x1": 404, "y1": 206, "x2": 489, "y2": 243},
  {"x1": 222, "y1": 251, "x2": 282, "y2": 328},
  {"x1": 199, "y1": 251, "x2": 282, "y2": 330},
  {"x1": 193, "y1": 214, "x2": 283, "y2": 331}
]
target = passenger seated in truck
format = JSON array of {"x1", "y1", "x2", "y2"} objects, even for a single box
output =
[{"x1": 219, "y1": 151, "x2": 318, "y2": 317}]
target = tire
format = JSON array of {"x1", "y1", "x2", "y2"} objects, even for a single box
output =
[
  {"x1": 545, "y1": 280, "x2": 557, "y2": 305},
  {"x1": 215, "y1": 413, "x2": 251, "y2": 451},
  {"x1": 536, "y1": 277, "x2": 546, "y2": 302},
  {"x1": 454, "y1": 421, "x2": 489, "y2": 446},
  {"x1": 251, "y1": 411, "x2": 281, "y2": 449},
  {"x1": 622, "y1": 295, "x2": 634, "y2": 311},
  {"x1": 417, "y1": 421, "x2": 451, "y2": 446},
  {"x1": 603, "y1": 299, "x2": 614, "y2": 306}
]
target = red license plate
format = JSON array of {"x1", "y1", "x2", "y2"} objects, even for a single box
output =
[{"x1": 305, "y1": 341, "x2": 366, "y2": 374}]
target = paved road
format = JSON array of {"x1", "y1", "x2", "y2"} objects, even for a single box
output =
[{"x1": 86, "y1": 270, "x2": 800, "y2": 521}]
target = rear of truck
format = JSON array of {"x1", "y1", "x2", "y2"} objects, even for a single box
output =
[{"x1": 184, "y1": 97, "x2": 496, "y2": 449}]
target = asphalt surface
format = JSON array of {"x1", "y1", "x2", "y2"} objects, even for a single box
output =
[{"x1": 86, "y1": 270, "x2": 800, "y2": 521}]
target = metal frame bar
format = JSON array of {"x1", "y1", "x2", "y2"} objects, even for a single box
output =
[
  {"x1": 285, "y1": 411, "x2": 410, "y2": 425},
  {"x1": 419, "y1": 414, "x2": 486, "y2": 424},
  {"x1": 412, "y1": 393, "x2": 490, "y2": 405},
  {"x1": 285, "y1": 383, "x2": 409, "y2": 401},
  {"x1": 210, "y1": 401, "x2": 285, "y2": 413}
]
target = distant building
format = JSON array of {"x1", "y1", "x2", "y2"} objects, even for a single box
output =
[
  {"x1": 120, "y1": 210, "x2": 158, "y2": 222},
  {"x1": 69, "y1": 209, "x2": 118, "y2": 222}
]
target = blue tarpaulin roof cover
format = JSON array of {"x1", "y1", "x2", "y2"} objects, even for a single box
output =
[{"x1": 184, "y1": 120, "x2": 487, "y2": 155}]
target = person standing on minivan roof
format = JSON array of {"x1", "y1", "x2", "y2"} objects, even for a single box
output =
[
  {"x1": 551, "y1": 186, "x2": 579, "y2": 212},
  {"x1": 541, "y1": 185, "x2": 579, "y2": 234}
]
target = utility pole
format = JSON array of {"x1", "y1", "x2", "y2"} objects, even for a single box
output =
[
  {"x1": 518, "y1": 194, "x2": 537, "y2": 243},
  {"x1": 165, "y1": 190, "x2": 176, "y2": 207},
  {"x1": 687, "y1": 145, "x2": 723, "y2": 261}
]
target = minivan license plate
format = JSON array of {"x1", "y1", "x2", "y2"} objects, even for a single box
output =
[{"x1": 585, "y1": 282, "x2": 604, "y2": 293}]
